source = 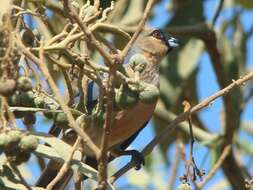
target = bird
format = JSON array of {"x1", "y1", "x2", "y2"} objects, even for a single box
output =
[{"x1": 36, "y1": 29, "x2": 181, "y2": 189}]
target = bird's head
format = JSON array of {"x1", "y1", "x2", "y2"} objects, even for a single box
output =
[
  {"x1": 149, "y1": 29, "x2": 181, "y2": 54},
  {"x1": 136, "y1": 29, "x2": 181, "y2": 60}
]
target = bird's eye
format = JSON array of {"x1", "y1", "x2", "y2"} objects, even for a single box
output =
[{"x1": 150, "y1": 29, "x2": 164, "y2": 40}]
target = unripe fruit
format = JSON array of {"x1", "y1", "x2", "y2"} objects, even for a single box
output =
[
  {"x1": 129, "y1": 53, "x2": 147, "y2": 73},
  {"x1": 19, "y1": 135, "x2": 39, "y2": 152},
  {"x1": 7, "y1": 130, "x2": 22, "y2": 144},
  {"x1": 139, "y1": 83, "x2": 159, "y2": 104},
  {"x1": 54, "y1": 112, "x2": 68, "y2": 128},
  {"x1": 115, "y1": 84, "x2": 139, "y2": 109},
  {"x1": 55, "y1": 111, "x2": 80, "y2": 129},
  {"x1": 177, "y1": 183, "x2": 192, "y2": 190},
  {"x1": 17, "y1": 76, "x2": 33, "y2": 92},
  {"x1": 34, "y1": 96, "x2": 45, "y2": 108},
  {"x1": 4, "y1": 147, "x2": 19, "y2": 157},
  {"x1": 82, "y1": 109, "x2": 105, "y2": 128},
  {"x1": 7, "y1": 94, "x2": 21, "y2": 106},
  {"x1": 43, "y1": 103, "x2": 57, "y2": 119},
  {"x1": 0, "y1": 133, "x2": 11, "y2": 149},
  {"x1": 20, "y1": 91, "x2": 35, "y2": 107},
  {"x1": 6, "y1": 150, "x2": 31, "y2": 165},
  {"x1": 43, "y1": 112, "x2": 54, "y2": 119},
  {"x1": 21, "y1": 29, "x2": 35, "y2": 47}
]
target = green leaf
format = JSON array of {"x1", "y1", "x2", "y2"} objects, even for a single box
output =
[
  {"x1": 31, "y1": 134, "x2": 73, "y2": 159},
  {"x1": 32, "y1": 134, "x2": 115, "y2": 189},
  {"x1": 210, "y1": 148, "x2": 221, "y2": 168},
  {"x1": 119, "y1": 0, "x2": 144, "y2": 26},
  {"x1": 34, "y1": 144, "x2": 64, "y2": 162},
  {"x1": 160, "y1": 75, "x2": 181, "y2": 105},
  {"x1": 201, "y1": 135, "x2": 224, "y2": 148},
  {"x1": 127, "y1": 169, "x2": 150, "y2": 188},
  {"x1": 236, "y1": 139, "x2": 253, "y2": 155},
  {"x1": 240, "y1": 121, "x2": 253, "y2": 136},
  {"x1": 0, "y1": 163, "x2": 44, "y2": 190},
  {"x1": 177, "y1": 39, "x2": 204, "y2": 79},
  {"x1": 235, "y1": 0, "x2": 253, "y2": 9}
]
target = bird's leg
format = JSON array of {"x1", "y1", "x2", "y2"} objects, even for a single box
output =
[{"x1": 111, "y1": 149, "x2": 145, "y2": 170}]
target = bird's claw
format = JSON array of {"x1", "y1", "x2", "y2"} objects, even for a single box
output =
[{"x1": 130, "y1": 150, "x2": 145, "y2": 170}]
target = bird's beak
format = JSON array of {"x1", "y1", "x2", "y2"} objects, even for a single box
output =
[{"x1": 167, "y1": 36, "x2": 182, "y2": 48}]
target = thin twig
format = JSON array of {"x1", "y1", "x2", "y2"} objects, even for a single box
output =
[
  {"x1": 74, "y1": 177, "x2": 83, "y2": 190},
  {"x1": 182, "y1": 101, "x2": 197, "y2": 181},
  {"x1": 109, "y1": 71, "x2": 253, "y2": 183},
  {"x1": 120, "y1": 0, "x2": 156, "y2": 59},
  {"x1": 212, "y1": 0, "x2": 225, "y2": 27},
  {"x1": 166, "y1": 137, "x2": 181, "y2": 190},
  {"x1": 97, "y1": 65, "x2": 117, "y2": 190},
  {"x1": 62, "y1": 0, "x2": 112, "y2": 65},
  {"x1": 9, "y1": 163, "x2": 32, "y2": 190},
  {"x1": 163, "y1": 22, "x2": 244, "y2": 188},
  {"x1": 197, "y1": 145, "x2": 231, "y2": 189},
  {"x1": 16, "y1": 37, "x2": 100, "y2": 157},
  {"x1": 46, "y1": 137, "x2": 82, "y2": 190},
  {"x1": 2, "y1": 97, "x2": 19, "y2": 129},
  {"x1": 61, "y1": 68, "x2": 75, "y2": 106},
  {"x1": 94, "y1": 0, "x2": 100, "y2": 9},
  {"x1": 40, "y1": 41, "x2": 100, "y2": 156}
]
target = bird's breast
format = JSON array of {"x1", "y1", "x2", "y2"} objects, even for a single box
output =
[
  {"x1": 108, "y1": 101, "x2": 157, "y2": 148},
  {"x1": 81, "y1": 101, "x2": 157, "y2": 156}
]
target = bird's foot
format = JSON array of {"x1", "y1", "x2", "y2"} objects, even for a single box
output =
[
  {"x1": 114, "y1": 149, "x2": 145, "y2": 170},
  {"x1": 130, "y1": 150, "x2": 145, "y2": 170}
]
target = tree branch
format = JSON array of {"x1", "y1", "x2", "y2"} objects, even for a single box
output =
[
  {"x1": 197, "y1": 145, "x2": 231, "y2": 189},
  {"x1": 15, "y1": 37, "x2": 101, "y2": 158},
  {"x1": 120, "y1": 0, "x2": 156, "y2": 59},
  {"x1": 110, "y1": 70, "x2": 253, "y2": 183},
  {"x1": 46, "y1": 137, "x2": 81, "y2": 190}
]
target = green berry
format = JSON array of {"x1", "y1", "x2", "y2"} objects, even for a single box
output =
[
  {"x1": 6, "y1": 150, "x2": 31, "y2": 165},
  {"x1": 43, "y1": 112, "x2": 54, "y2": 119},
  {"x1": 7, "y1": 130, "x2": 22, "y2": 144},
  {"x1": 54, "y1": 112, "x2": 69, "y2": 128},
  {"x1": 115, "y1": 84, "x2": 139, "y2": 109},
  {"x1": 21, "y1": 29, "x2": 35, "y2": 46},
  {"x1": 139, "y1": 83, "x2": 159, "y2": 104},
  {"x1": 7, "y1": 94, "x2": 21, "y2": 106},
  {"x1": 83, "y1": 109, "x2": 105, "y2": 128},
  {"x1": 17, "y1": 76, "x2": 33, "y2": 92},
  {"x1": 4, "y1": 146, "x2": 19, "y2": 157},
  {"x1": 43, "y1": 103, "x2": 58, "y2": 119},
  {"x1": 34, "y1": 96, "x2": 45, "y2": 108},
  {"x1": 0, "y1": 133, "x2": 11, "y2": 149},
  {"x1": 19, "y1": 135, "x2": 39, "y2": 152},
  {"x1": 129, "y1": 53, "x2": 148, "y2": 73},
  {"x1": 20, "y1": 91, "x2": 35, "y2": 107}
]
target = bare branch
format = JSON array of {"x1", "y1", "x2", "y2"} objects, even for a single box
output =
[
  {"x1": 46, "y1": 137, "x2": 81, "y2": 190},
  {"x1": 120, "y1": 0, "x2": 156, "y2": 59},
  {"x1": 110, "y1": 70, "x2": 253, "y2": 183},
  {"x1": 197, "y1": 145, "x2": 231, "y2": 189},
  {"x1": 15, "y1": 37, "x2": 100, "y2": 157}
]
